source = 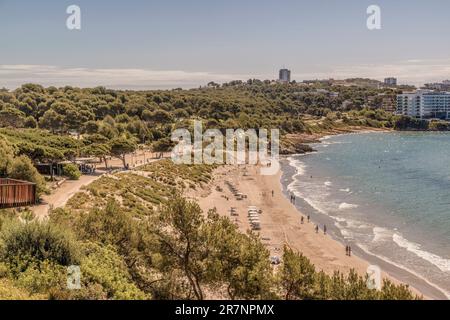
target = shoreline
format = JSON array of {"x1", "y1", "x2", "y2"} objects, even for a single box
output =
[
  {"x1": 281, "y1": 129, "x2": 449, "y2": 300},
  {"x1": 194, "y1": 129, "x2": 448, "y2": 300},
  {"x1": 194, "y1": 161, "x2": 443, "y2": 300},
  {"x1": 281, "y1": 155, "x2": 448, "y2": 300},
  {"x1": 284, "y1": 126, "x2": 393, "y2": 145}
]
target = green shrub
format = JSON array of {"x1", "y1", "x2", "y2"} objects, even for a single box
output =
[
  {"x1": 79, "y1": 242, "x2": 149, "y2": 300},
  {"x1": 0, "y1": 278, "x2": 45, "y2": 300},
  {"x1": 74, "y1": 200, "x2": 134, "y2": 248},
  {"x1": 16, "y1": 260, "x2": 66, "y2": 294},
  {"x1": 7, "y1": 155, "x2": 48, "y2": 196},
  {"x1": 0, "y1": 138, "x2": 14, "y2": 177},
  {"x1": 0, "y1": 219, "x2": 79, "y2": 274},
  {"x1": 279, "y1": 246, "x2": 419, "y2": 300},
  {"x1": 63, "y1": 163, "x2": 81, "y2": 180}
]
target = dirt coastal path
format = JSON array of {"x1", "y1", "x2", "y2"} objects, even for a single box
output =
[
  {"x1": 31, "y1": 151, "x2": 170, "y2": 219},
  {"x1": 32, "y1": 173, "x2": 103, "y2": 219}
]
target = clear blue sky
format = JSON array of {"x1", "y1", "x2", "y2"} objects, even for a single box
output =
[{"x1": 1, "y1": 0, "x2": 450, "y2": 88}]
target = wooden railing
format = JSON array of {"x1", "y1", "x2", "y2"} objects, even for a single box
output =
[{"x1": 0, "y1": 179, "x2": 36, "y2": 208}]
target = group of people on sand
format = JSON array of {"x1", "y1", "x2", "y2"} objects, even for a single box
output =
[
  {"x1": 311, "y1": 221, "x2": 352, "y2": 257},
  {"x1": 289, "y1": 193, "x2": 296, "y2": 204},
  {"x1": 300, "y1": 215, "x2": 311, "y2": 224},
  {"x1": 345, "y1": 245, "x2": 352, "y2": 257},
  {"x1": 314, "y1": 224, "x2": 327, "y2": 235}
]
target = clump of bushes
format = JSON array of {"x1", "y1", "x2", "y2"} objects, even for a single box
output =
[
  {"x1": 0, "y1": 137, "x2": 48, "y2": 197},
  {"x1": 63, "y1": 163, "x2": 81, "y2": 180},
  {"x1": 0, "y1": 220, "x2": 79, "y2": 274},
  {"x1": 280, "y1": 246, "x2": 419, "y2": 300},
  {"x1": 8, "y1": 156, "x2": 48, "y2": 196},
  {"x1": 78, "y1": 242, "x2": 148, "y2": 300}
]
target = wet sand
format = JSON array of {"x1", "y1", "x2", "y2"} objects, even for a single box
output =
[{"x1": 194, "y1": 164, "x2": 439, "y2": 299}]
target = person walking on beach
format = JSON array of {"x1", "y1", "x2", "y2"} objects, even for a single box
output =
[
  {"x1": 307, "y1": 215, "x2": 310, "y2": 223},
  {"x1": 272, "y1": 190, "x2": 274, "y2": 197},
  {"x1": 348, "y1": 246, "x2": 352, "y2": 257},
  {"x1": 301, "y1": 216, "x2": 304, "y2": 224},
  {"x1": 323, "y1": 225, "x2": 327, "y2": 235},
  {"x1": 315, "y1": 225, "x2": 319, "y2": 233},
  {"x1": 345, "y1": 245, "x2": 349, "y2": 256}
]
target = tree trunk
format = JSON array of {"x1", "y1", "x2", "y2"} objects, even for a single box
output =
[
  {"x1": 102, "y1": 157, "x2": 108, "y2": 169},
  {"x1": 183, "y1": 242, "x2": 203, "y2": 300}
]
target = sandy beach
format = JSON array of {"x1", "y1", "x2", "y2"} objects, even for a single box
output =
[{"x1": 194, "y1": 163, "x2": 436, "y2": 299}]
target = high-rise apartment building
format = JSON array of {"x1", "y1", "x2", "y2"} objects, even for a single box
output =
[
  {"x1": 397, "y1": 90, "x2": 450, "y2": 120},
  {"x1": 384, "y1": 77, "x2": 397, "y2": 86},
  {"x1": 279, "y1": 69, "x2": 291, "y2": 83}
]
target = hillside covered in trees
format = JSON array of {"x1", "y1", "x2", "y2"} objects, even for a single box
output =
[
  {"x1": 0, "y1": 81, "x2": 400, "y2": 143},
  {"x1": 0, "y1": 81, "x2": 422, "y2": 300}
]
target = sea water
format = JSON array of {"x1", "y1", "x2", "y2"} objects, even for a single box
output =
[{"x1": 282, "y1": 131, "x2": 450, "y2": 298}]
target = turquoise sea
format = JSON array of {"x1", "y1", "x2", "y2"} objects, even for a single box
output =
[{"x1": 282, "y1": 132, "x2": 450, "y2": 299}]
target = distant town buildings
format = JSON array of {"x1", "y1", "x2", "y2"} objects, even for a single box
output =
[
  {"x1": 279, "y1": 69, "x2": 291, "y2": 83},
  {"x1": 366, "y1": 93, "x2": 396, "y2": 112},
  {"x1": 384, "y1": 77, "x2": 397, "y2": 86},
  {"x1": 381, "y1": 97, "x2": 395, "y2": 112},
  {"x1": 423, "y1": 80, "x2": 450, "y2": 91},
  {"x1": 397, "y1": 90, "x2": 450, "y2": 120}
]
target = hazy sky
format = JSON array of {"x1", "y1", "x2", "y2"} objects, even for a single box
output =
[{"x1": 1, "y1": 0, "x2": 450, "y2": 89}]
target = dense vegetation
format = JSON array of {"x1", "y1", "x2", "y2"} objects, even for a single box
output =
[
  {"x1": 0, "y1": 82, "x2": 422, "y2": 300},
  {"x1": 0, "y1": 81, "x2": 402, "y2": 173},
  {"x1": 394, "y1": 116, "x2": 450, "y2": 131},
  {"x1": 0, "y1": 137, "x2": 47, "y2": 196},
  {"x1": 0, "y1": 160, "x2": 418, "y2": 300},
  {"x1": 0, "y1": 82, "x2": 400, "y2": 158}
]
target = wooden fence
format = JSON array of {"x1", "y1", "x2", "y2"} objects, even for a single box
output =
[{"x1": 0, "y1": 179, "x2": 36, "y2": 208}]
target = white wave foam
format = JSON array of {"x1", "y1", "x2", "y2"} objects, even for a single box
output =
[
  {"x1": 320, "y1": 135, "x2": 333, "y2": 141},
  {"x1": 324, "y1": 181, "x2": 332, "y2": 187},
  {"x1": 338, "y1": 227, "x2": 354, "y2": 240},
  {"x1": 372, "y1": 227, "x2": 391, "y2": 243},
  {"x1": 339, "y1": 188, "x2": 351, "y2": 193},
  {"x1": 393, "y1": 233, "x2": 450, "y2": 273},
  {"x1": 286, "y1": 157, "x2": 306, "y2": 176},
  {"x1": 338, "y1": 202, "x2": 359, "y2": 210},
  {"x1": 346, "y1": 219, "x2": 372, "y2": 230},
  {"x1": 300, "y1": 196, "x2": 329, "y2": 215},
  {"x1": 333, "y1": 216, "x2": 347, "y2": 223},
  {"x1": 358, "y1": 244, "x2": 450, "y2": 299}
]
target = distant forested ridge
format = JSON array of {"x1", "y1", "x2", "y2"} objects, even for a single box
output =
[{"x1": 0, "y1": 81, "x2": 402, "y2": 145}]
